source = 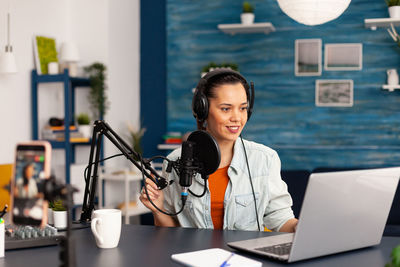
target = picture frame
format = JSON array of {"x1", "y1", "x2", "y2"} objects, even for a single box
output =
[
  {"x1": 324, "y1": 43, "x2": 362, "y2": 71},
  {"x1": 295, "y1": 39, "x2": 322, "y2": 76},
  {"x1": 32, "y1": 35, "x2": 58, "y2": 75},
  {"x1": 315, "y1": 80, "x2": 354, "y2": 107}
]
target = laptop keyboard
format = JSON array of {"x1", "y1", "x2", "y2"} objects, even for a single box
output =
[{"x1": 255, "y1": 242, "x2": 292, "y2": 256}]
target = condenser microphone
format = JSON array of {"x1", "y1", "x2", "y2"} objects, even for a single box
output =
[
  {"x1": 179, "y1": 141, "x2": 195, "y2": 188},
  {"x1": 177, "y1": 130, "x2": 221, "y2": 203}
]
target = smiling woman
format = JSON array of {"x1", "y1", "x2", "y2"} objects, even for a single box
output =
[{"x1": 140, "y1": 69, "x2": 298, "y2": 233}]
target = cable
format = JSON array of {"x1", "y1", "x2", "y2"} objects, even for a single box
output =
[
  {"x1": 84, "y1": 153, "x2": 125, "y2": 182},
  {"x1": 139, "y1": 157, "x2": 186, "y2": 216},
  {"x1": 240, "y1": 135, "x2": 261, "y2": 231},
  {"x1": 188, "y1": 178, "x2": 208, "y2": 197}
]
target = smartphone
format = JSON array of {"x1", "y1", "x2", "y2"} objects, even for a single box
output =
[{"x1": 10, "y1": 141, "x2": 51, "y2": 226}]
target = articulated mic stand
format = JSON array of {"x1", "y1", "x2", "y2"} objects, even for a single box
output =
[{"x1": 79, "y1": 120, "x2": 169, "y2": 223}]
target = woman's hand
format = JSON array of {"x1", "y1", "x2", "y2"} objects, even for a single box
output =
[
  {"x1": 139, "y1": 178, "x2": 179, "y2": 227},
  {"x1": 139, "y1": 178, "x2": 164, "y2": 213}
]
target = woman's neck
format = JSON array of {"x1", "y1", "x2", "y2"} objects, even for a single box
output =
[{"x1": 217, "y1": 140, "x2": 235, "y2": 169}]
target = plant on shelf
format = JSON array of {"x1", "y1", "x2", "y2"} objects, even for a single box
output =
[
  {"x1": 76, "y1": 113, "x2": 92, "y2": 138},
  {"x1": 385, "y1": 244, "x2": 400, "y2": 267},
  {"x1": 387, "y1": 24, "x2": 400, "y2": 47},
  {"x1": 241, "y1": 1, "x2": 255, "y2": 25},
  {"x1": 127, "y1": 122, "x2": 146, "y2": 162},
  {"x1": 201, "y1": 62, "x2": 239, "y2": 77},
  {"x1": 84, "y1": 62, "x2": 109, "y2": 120},
  {"x1": 386, "y1": 0, "x2": 400, "y2": 18}
]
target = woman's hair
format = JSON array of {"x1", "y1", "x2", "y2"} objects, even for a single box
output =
[
  {"x1": 196, "y1": 73, "x2": 248, "y2": 130},
  {"x1": 22, "y1": 163, "x2": 34, "y2": 186}
]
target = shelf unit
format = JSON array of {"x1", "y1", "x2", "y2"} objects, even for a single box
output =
[
  {"x1": 364, "y1": 18, "x2": 400, "y2": 30},
  {"x1": 217, "y1": 22, "x2": 275, "y2": 35},
  {"x1": 98, "y1": 169, "x2": 151, "y2": 224},
  {"x1": 31, "y1": 69, "x2": 93, "y2": 184}
]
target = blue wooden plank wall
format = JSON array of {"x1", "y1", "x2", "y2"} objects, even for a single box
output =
[{"x1": 166, "y1": 0, "x2": 400, "y2": 170}]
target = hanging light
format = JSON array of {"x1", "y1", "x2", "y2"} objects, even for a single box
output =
[
  {"x1": 0, "y1": 12, "x2": 17, "y2": 73},
  {"x1": 277, "y1": 0, "x2": 351, "y2": 26}
]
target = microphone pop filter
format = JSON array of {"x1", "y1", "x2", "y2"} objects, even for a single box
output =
[{"x1": 187, "y1": 130, "x2": 220, "y2": 176}]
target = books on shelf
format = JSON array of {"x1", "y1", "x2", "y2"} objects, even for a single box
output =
[
  {"x1": 163, "y1": 132, "x2": 182, "y2": 144},
  {"x1": 42, "y1": 125, "x2": 89, "y2": 142}
]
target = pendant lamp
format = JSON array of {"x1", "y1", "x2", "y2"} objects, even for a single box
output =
[
  {"x1": 277, "y1": 0, "x2": 351, "y2": 26},
  {"x1": 0, "y1": 13, "x2": 17, "y2": 73}
]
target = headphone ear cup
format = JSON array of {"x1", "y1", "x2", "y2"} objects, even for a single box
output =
[
  {"x1": 247, "y1": 81, "x2": 255, "y2": 121},
  {"x1": 192, "y1": 89, "x2": 208, "y2": 121}
]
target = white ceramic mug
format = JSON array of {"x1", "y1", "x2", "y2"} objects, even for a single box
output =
[{"x1": 91, "y1": 209, "x2": 121, "y2": 249}]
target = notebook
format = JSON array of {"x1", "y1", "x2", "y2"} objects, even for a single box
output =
[
  {"x1": 228, "y1": 167, "x2": 400, "y2": 262},
  {"x1": 171, "y1": 248, "x2": 262, "y2": 267}
]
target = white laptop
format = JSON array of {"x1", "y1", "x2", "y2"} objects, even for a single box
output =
[{"x1": 228, "y1": 167, "x2": 400, "y2": 263}]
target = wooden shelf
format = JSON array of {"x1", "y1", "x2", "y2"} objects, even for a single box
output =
[
  {"x1": 217, "y1": 22, "x2": 275, "y2": 35},
  {"x1": 364, "y1": 18, "x2": 400, "y2": 30},
  {"x1": 382, "y1": 84, "x2": 400, "y2": 92}
]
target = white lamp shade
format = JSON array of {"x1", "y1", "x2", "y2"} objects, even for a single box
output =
[
  {"x1": 277, "y1": 0, "x2": 351, "y2": 26},
  {"x1": 0, "y1": 51, "x2": 17, "y2": 73},
  {"x1": 60, "y1": 42, "x2": 80, "y2": 62}
]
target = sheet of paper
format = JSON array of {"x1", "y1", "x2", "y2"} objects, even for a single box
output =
[{"x1": 171, "y1": 248, "x2": 262, "y2": 267}]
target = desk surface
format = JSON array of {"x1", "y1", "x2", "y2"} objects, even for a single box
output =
[{"x1": 1, "y1": 224, "x2": 399, "y2": 267}]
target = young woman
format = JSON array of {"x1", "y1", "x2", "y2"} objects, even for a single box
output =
[{"x1": 139, "y1": 69, "x2": 298, "y2": 232}]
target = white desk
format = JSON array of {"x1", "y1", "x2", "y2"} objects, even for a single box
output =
[{"x1": 98, "y1": 169, "x2": 151, "y2": 224}]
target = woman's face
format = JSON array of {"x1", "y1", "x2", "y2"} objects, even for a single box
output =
[
  {"x1": 25, "y1": 165, "x2": 34, "y2": 179},
  {"x1": 206, "y1": 82, "x2": 248, "y2": 146}
]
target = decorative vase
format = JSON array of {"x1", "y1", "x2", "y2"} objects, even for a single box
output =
[
  {"x1": 387, "y1": 69, "x2": 399, "y2": 85},
  {"x1": 241, "y1": 13, "x2": 255, "y2": 25},
  {"x1": 79, "y1": 125, "x2": 92, "y2": 138},
  {"x1": 389, "y1": 6, "x2": 400, "y2": 18},
  {"x1": 53, "y1": 210, "x2": 67, "y2": 229}
]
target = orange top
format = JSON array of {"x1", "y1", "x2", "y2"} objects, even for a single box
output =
[{"x1": 208, "y1": 165, "x2": 229, "y2": 229}]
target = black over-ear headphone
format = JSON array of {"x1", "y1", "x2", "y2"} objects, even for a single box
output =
[{"x1": 192, "y1": 68, "x2": 255, "y2": 123}]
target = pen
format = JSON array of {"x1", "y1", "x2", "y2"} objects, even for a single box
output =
[
  {"x1": 0, "y1": 204, "x2": 8, "y2": 219},
  {"x1": 220, "y1": 252, "x2": 235, "y2": 267}
]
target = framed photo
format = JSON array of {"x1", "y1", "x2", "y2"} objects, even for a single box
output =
[
  {"x1": 324, "y1": 43, "x2": 362, "y2": 71},
  {"x1": 295, "y1": 39, "x2": 322, "y2": 76},
  {"x1": 315, "y1": 80, "x2": 354, "y2": 107}
]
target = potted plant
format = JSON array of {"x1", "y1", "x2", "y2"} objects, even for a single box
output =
[
  {"x1": 200, "y1": 62, "x2": 239, "y2": 77},
  {"x1": 84, "y1": 62, "x2": 109, "y2": 120},
  {"x1": 52, "y1": 198, "x2": 67, "y2": 229},
  {"x1": 386, "y1": 244, "x2": 400, "y2": 267},
  {"x1": 386, "y1": 0, "x2": 400, "y2": 18},
  {"x1": 241, "y1": 1, "x2": 255, "y2": 25},
  {"x1": 76, "y1": 112, "x2": 92, "y2": 138},
  {"x1": 127, "y1": 123, "x2": 146, "y2": 164}
]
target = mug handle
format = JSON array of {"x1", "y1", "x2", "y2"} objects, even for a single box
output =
[{"x1": 91, "y1": 218, "x2": 104, "y2": 245}]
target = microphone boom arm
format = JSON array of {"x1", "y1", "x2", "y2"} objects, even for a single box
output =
[{"x1": 80, "y1": 120, "x2": 168, "y2": 223}]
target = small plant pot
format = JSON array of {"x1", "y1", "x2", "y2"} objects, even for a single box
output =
[
  {"x1": 389, "y1": 6, "x2": 400, "y2": 18},
  {"x1": 79, "y1": 125, "x2": 92, "y2": 138},
  {"x1": 53, "y1": 210, "x2": 67, "y2": 229},
  {"x1": 47, "y1": 208, "x2": 54, "y2": 225},
  {"x1": 241, "y1": 13, "x2": 255, "y2": 25}
]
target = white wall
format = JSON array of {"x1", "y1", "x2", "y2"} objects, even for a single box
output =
[{"x1": 0, "y1": 0, "x2": 141, "y2": 181}]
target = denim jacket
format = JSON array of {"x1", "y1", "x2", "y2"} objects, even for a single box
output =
[{"x1": 162, "y1": 138, "x2": 295, "y2": 231}]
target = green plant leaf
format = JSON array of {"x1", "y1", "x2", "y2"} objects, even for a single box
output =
[{"x1": 391, "y1": 245, "x2": 400, "y2": 267}]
